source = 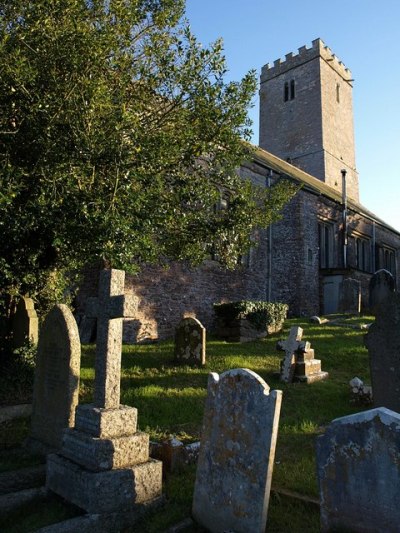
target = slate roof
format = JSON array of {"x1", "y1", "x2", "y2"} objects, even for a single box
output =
[{"x1": 251, "y1": 145, "x2": 400, "y2": 236}]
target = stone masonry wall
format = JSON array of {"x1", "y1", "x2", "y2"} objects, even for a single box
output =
[
  {"x1": 320, "y1": 59, "x2": 358, "y2": 201},
  {"x1": 259, "y1": 38, "x2": 358, "y2": 202},
  {"x1": 269, "y1": 190, "x2": 320, "y2": 316},
  {"x1": 259, "y1": 53, "x2": 324, "y2": 181}
]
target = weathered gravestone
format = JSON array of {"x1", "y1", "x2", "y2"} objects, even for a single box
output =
[
  {"x1": 174, "y1": 317, "x2": 206, "y2": 366},
  {"x1": 365, "y1": 291, "x2": 400, "y2": 411},
  {"x1": 192, "y1": 368, "x2": 282, "y2": 533},
  {"x1": 11, "y1": 296, "x2": 39, "y2": 349},
  {"x1": 27, "y1": 304, "x2": 80, "y2": 454},
  {"x1": 339, "y1": 278, "x2": 361, "y2": 315},
  {"x1": 316, "y1": 407, "x2": 400, "y2": 532},
  {"x1": 277, "y1": 326, "x2": 328, "y2": 384},
  {"x1": 47, "y1": 269, "x2": 162, "y2": 521},
  {"x1": 369, "y1": 269, "x2": 395, "y2": 314},
  {"x1": 78, "y1": 296, "x2": 98, "y2": 343},
  {"x1": 278, "y1": 326, "x2": 303, "y2": 382}
]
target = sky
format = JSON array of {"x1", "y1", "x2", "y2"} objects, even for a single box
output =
[{"x1": 185, "y1": 0, "x2": 400, "y2": 231}]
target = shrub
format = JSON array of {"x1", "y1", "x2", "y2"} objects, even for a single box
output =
[{"x1": 214, "y1": 301, "x2": 288, "y2": 331}]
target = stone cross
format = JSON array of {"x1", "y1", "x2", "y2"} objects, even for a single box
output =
[
  {"x1": 278, "y1": 326, "x2": 303, "y2": 382},
  {"x1": 90, "y1": 269, "x2": 137, "y2": 409}
]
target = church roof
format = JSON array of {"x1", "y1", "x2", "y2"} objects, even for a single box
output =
[{"x1": 251, "y1": 145, "x2": 400, "y2": 236}]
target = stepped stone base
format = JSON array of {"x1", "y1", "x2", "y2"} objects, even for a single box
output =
[
  {"x1": 61, "y1": 428, "x2": 149, "y2": 471},
  {"x1": 296, "y1": 371, "x2": 329, "y2": 384},
  {"x1": 75, "y1": 404, "x2": 138, "y2": 438},
  {"x1": 295, "y1": 359, "x2": 323, "y2": 376},
  {"x1": 47, "y1": 454, "x2": 162, "y2": 514}
]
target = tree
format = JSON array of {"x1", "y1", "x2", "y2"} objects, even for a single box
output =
[{"x1": 0, "y1": 0, "x2": 295, "y2": 308}]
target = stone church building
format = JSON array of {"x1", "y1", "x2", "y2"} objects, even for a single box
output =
[{"x1": 78, "y1": 39, "x2": 400, "y2": 342}]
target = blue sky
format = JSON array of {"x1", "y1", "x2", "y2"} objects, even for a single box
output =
[{"x1": 185, "y1": 0, "x2": 400, "y2": 231}]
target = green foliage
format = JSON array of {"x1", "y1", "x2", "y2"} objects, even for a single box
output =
[
  {"x1": 0, "y1": 341, "x2": 37, "y2": 405},
  {"x1": 0, "y1": 0, "x2": 295, "y2": 305},
  {"x1": 213, "y1": 300, "x2": 289, "y2": 330}
]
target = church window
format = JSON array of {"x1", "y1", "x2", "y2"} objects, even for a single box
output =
[
  {"x1": 318, "y1": 221, "x2": 334, "y2": 268},
  {"x1": 355, "y1": 236, "x2": 371, "y2": 272},
  {"x1": 376, "y1": 245, "x2": 396, "y2": 277},
  {"x1": 336, "y1": 83, "x2": 340, "y2": 103},
  {"x1": 284, "y1": 82, "x2": 289, "y2": 102}
]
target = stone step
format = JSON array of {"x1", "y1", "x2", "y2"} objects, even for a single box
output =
[
  {"x1": 61, "y1": 429, "x2": 149, "y2": 472},
  {"x1": 47, "y1": 454, "x2": 163, "y2": 514},
  {"x1": 295, "y1": 371, "x2": 329, "y2": 384},
  {"x1": 295, "y1": 359, "x2": 322, "y2": 377}
]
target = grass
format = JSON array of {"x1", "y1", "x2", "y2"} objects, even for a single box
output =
[{"x1": 0, "y1": 316, "x2": 373, "y2": 532}]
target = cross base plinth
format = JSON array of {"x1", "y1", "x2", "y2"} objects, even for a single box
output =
[
  {"x1": 47, "y1": 454, "x2": 162, "y2": 514},
  {"x1": 74, "y1": 404, "x2": 138, "y2": 438}
]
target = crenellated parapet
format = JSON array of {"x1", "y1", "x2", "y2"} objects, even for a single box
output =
[{"x1": 260, "y1": 38, "x2": 352, "y2": 84}]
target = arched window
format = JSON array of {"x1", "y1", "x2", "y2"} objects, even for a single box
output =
[{"x1": 355, "y1": 237, "x2": 371, "y2": 272}]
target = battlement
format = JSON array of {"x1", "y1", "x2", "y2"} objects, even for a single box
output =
[{"x1": 260, "y1": 38, "x2": 352, "y2": 84}]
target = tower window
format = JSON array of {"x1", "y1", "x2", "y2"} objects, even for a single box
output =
[
  {"x1": 336, "y1": 83, "x2": 340, "y2": 103},
  {"x1": 284, "y1": 80, "x2": 295, "y2": 102},
  {"x1": 284, "y1": 82, "x2": 289, "y2": 102}
]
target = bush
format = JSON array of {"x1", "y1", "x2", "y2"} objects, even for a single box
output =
[
  {"x1": 213, "y1": 301, "x2": 288, "y2": 331},
  {"x1": 0, "y1": 341, "x2": 37, "y2": 406}
]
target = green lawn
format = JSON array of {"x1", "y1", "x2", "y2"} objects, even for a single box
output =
[{"x1": 0, "y1": 316, "x2": 373, "y2": 532}]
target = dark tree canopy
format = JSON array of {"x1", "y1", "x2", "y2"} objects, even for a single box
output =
[{"x1": 0, "y1": 0, "x2": 295, "y2": 304}]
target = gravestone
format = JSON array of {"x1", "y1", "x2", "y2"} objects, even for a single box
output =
[
  {"x1": 365, "y1": 291, "x2": 400, "y2": 411},
  {"x1": 192, "y1": 368, "x2": 282, "y2": 533},
  {"x1": 277, "y1": 326, "x2": 328, "y2": 383},
  {"x1": 78, "y1": 296, "x2": 98, "y2": 343},
  {"x1": 11, "y1": 296, "x2": 39, "y2": 349},
  {"x1": 316, "y1": 407, "x2": 400, "y2": 532},
  {"x1": 278, "y1": 326, "x2": 303, "y2": 382},
  {"x1": 174, "y1": 317, "x2": 206, "y2": 366},
  {"x1": 338, "y1": 278, "x2": 361, "y2": 315},
  {"x1": 27, "y1": 304, "x2": 80, "y2": 453},
  {"x1": 47, "y1": 269, "x2": 162, "y2": 521},
  {"x1": 369, "y1": 269, "x2": 395, "y2": 315}
]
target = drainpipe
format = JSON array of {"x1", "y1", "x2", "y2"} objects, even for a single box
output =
[
  {"x1": 267, "y1": 169, "x2": 273, "y2": 301},
  {"x1": 372, "y1": 221, "x2": 376, "y2": 274},
  {"x1": 341, "y1": 169, "x2": 348, "y2": 269}
]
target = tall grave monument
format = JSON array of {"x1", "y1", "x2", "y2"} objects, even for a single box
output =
[
  {"x1": 365, "y1": 283, "x2": 400, "y2": 412},
  {"x1": 47, "y1": 269, "x2": 162, "y2": 521}
]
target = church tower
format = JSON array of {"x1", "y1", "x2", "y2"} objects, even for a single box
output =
[{"x1": 259, "y1": 38, "x2": 359, "y2": 201}]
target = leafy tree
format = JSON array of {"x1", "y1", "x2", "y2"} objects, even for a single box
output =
[{"x1": 0, "y1": 0, "x2": 295, "y2": 309}]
